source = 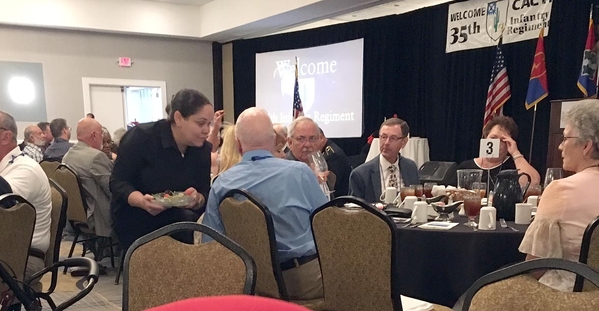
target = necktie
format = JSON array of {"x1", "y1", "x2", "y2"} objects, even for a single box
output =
[{"x1": 388, "y1": 165, "x2": 398, "y2": 189}]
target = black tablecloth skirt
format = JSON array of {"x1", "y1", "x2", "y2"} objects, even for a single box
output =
[{"x1": 394, "y1": 217, "x2": 527, "y2": 307}]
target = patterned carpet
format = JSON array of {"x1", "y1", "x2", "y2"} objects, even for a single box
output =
[{"x1": 39, "y1": 241, "x2": 123, "y2": 310}]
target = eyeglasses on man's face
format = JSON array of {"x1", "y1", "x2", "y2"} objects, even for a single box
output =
[
  {"x1": 380, "y1": 135, "x2": 406, "y2": 143},
  {"x1": 293, "y1": 136, "x2": 319, "y2": 144}
]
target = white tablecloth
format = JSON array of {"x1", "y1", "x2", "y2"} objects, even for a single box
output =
[{"x1": 365, "y1": 137, "x2": 430, "y2": 169}]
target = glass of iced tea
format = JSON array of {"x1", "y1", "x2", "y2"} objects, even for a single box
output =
[
  {"x1": 463, "y1": 192, "x2": 482, "y2": 230},
  {"x1": 400, "y1": 185, "x2": 415, "y2": 202},
  {"x1": 414, "y1": 185, "x2": 424, "y2": 198},
  {"x1": 424, "y1": 182, "x2": 436, "y2": 198},
  {"x1": 524, "y1": 184, "x2": 542, "y2": 202},
  {"x1": 473, "y1": 182, "x2": 487, "y2": 199}
]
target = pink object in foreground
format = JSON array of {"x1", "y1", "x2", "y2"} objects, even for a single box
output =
[{"x1": 145, "y1": 295, "x2": 312, "y2": 311}]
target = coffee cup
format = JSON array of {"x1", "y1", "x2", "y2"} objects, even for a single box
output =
[
  {"x1": 412, "y1": 201, "x2": 428, "y2": 223},
  {"x1": 381, "y1": 187, "x2": 398, "y2": 204},
  {"x1": 515, "y1": 203, "x2": 533, "y2": 225},
  {"x1": 527, "y1": 195, "x2": 539, "y2": 208},
  {"x1": 478, "y1": 205, "x2": 496, "y2": 230},
  {"x1": 403, "y1": 196, "x2": 418, "y2": 210}
]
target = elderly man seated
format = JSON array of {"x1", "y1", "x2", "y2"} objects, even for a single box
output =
[
  {"x1": 0, "y1": 111, "x2": 52, "y2": 284},
  {"x1": 63, "y1": 118, "x2": 114, "y2": 239},
  {"x1": 203, "y1": 107, "x2": 327, "y2": 300},
  {"x1": 21, "y1": 125, "x2": 45, "y2": 162}
]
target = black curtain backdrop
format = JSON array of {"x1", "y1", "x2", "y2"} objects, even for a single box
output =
[{"x1": 231, "y1": 0, "x2": 596, "y2": 174}]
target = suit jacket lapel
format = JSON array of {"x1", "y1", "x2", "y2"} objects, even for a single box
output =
[{"x1": 370, "y1": 157, "x2": 382, "y2": 200}]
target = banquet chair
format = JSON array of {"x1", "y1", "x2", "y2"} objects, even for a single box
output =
[
  {"x1": 219, "y1": 189, "x2": 325, "y2": 310},
  {"x1": 123, "y1": 222, "x2": 256, "y2": 311},
  {"x1": 326, "y1": 171, "x2": 336, "y2": 193},
  {"x1": 32, "y1": 179, "x2": 69, "y2": 309},
  {"x1": 54, "y1": 164, "x2": 116, "y2": 273},
  {"x1": 575, "y1": 215, "x2": 599, "y2": 292},
  {"x1": 456, "y1": 258, "x2": 599, "y2": 311},
  {"x1": 39, "y1": 160, "x2": 60, "y2": 180},
  {"x1": 0, "y1": 194, "x2": 36, "y2": 309},
  {"x1": 310, "y1": 196, "x2": 450, "y2": 311}
]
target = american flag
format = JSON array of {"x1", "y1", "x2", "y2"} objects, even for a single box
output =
[
  {"x1": 293, "y1": 57, "x2": 304, "y2": 119},
  {"x1": 484, "y1": 39, "x2": 511, "y2": 126}
]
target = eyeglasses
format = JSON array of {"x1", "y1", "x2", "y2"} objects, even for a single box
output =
[
  {"x1": 293, "y1": 136, "x2": 319, "y2": 144},
  {"x1": 561, "y1": 136, "x2": 579, "y2": 143},
  {"x1": 380, "y1": 135, "x2": 406, "y2": 143}
]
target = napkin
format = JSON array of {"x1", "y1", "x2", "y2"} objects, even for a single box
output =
[
  {"x1": 418, "y1": 222, "x2": 459, "y2": 230},
  {"x1": 401, "y1": 295, "x2": 433, "y2": 311}
]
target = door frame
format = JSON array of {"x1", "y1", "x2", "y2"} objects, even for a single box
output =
[{"x1": 81, "y1": 77, "x2": 168, "y2": 117}]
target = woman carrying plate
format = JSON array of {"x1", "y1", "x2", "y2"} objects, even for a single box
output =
[{"x1": 110, "y1": 89, "x2": 213, "y2": 249}]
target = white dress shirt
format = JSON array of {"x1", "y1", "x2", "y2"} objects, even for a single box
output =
[
  {"x1": 379, "y1": 154, "x2": 402, "y2": 195},
  {"x1": 0, "y1": 146, "x2": 52, "y2": 252}
]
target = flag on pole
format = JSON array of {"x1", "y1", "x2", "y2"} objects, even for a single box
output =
[
  {"x1": 525, "y1": 28, "x2": 548, "y2": 110},
  {"x1": 293, "y1": 57, "x2": 304, "y2": 119},
  {"x1": 484, "y1": 38, "x2": 511, "y2": 126},
  {"x1": 577, "y1": 16, "x2": 597, "y2": 98}
]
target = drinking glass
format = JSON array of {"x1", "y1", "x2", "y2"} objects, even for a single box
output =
[
  {"x1": 400, "y1": 185, "x2": 415, "y2": 202},
  {"x1": 544, "y1": 168, "x2": 563, "y2": 190},
  {"x1": 310, "y1": 151, "x2": 334, "y2": 196},
  {"x1": 414, "y1": 185, "x2": 424, "y2": 198},
  {"x1": 473, "y1": 182, "x2": 487, "y2": 199},
  {"x1": 463, "y1": 192, "x2": 482, "y2": 230},
  {"x1": 423, "y1": 182, "x2": 436, "y2": 198},
  {"x1": 524, "y1": 184, "x2": 542, "y2": 202},
  {"x1": 457, "y1": 169, "x2": 483, "y2": 190}
]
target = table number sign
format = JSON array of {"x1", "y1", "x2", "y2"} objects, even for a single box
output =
[{"x1": 479, "y1": 138, "x2": 500, "y2": 158}]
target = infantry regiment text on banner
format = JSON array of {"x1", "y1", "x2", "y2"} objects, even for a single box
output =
[{"x1": 446, "y1": 0, "x2": 553, "y2": 53}]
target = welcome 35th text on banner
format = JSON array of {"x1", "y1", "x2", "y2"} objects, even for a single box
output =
[{"x1": 446, "y1": 0, "x2": 553, "y2": 53}]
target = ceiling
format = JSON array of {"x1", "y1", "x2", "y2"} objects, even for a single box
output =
[{"x1": 0, "y1": 0, "x2": 452, "y2": 42}]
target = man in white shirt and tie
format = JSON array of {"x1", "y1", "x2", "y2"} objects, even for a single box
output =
[{"x1": 349, "y1": 118, "x2": 420, "y2": 202}]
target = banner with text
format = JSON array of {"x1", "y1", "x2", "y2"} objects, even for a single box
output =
[{"x1": 446, "y1": 0, "x2": 552, "y2": 53}]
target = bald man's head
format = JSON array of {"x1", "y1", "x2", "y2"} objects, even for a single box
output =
[
  {"x1": 235, "y1": 107, "x2": 275, "y2": 154},
  {"x1": 76, "y1": 117, "x2": 103, "y2": 150}
]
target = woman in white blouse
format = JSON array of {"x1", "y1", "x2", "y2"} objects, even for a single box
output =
[{"x1": 519, "y1": 99, "x2": 599, "y2": 291}]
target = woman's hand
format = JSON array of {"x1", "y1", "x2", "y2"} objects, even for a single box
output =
[
  {"x1": 501, "y1": 134, "x2": 521, "y2": 157},
  {"x1": 213, "y1": 110, "x2": 225, "y2": 130},
  {"x1": 140, "y1": 194, "x2": 167, "y2": 216},
  {"x1": 184, "y1": 187, "x2": 205, "y2": 209}
]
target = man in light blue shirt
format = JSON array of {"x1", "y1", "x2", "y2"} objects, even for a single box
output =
[{"x1": 203, "y1": 107, "x2": 327, "y2": 300}]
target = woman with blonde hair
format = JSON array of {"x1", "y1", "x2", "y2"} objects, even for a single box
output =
[{"x1": 217, "y1": 125, "x2": 241, "y2": 175}]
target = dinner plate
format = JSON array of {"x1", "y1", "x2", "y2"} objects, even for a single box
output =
[{"x1": 152, "y1": 191, "x2": 193, "y2": 207}]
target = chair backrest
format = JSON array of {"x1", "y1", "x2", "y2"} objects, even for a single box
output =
[
  {"x1": 575, "y1": 216, "x2": 599, "y2": 292},
  {"x1": 460, "y1": 258, "x2": 599, "y2": 311},
  {"x1": 0, "y1": 194, "x2": 36, "y2": 292},
  {"x1": 219, "y1": 189, "x2": 288, "y2": 300},
  {"x1": 39, "y1": 161, "x2": 60, "y2": 180},
  {"x1": 327, "y1": 171, "x2": 337, "y2": 192},
  {"x1": 53, "y1": 164, "x2": 88, "y2": 224},
  {"x1": 46, "y1": 179, "x2": 68, "y2": 267},
  {"x1": 311, "y1": 196, "x2": 400, "y2": 311},
  {"x1": 123, "y1": 222, "x2": 256, "y2": 311}
]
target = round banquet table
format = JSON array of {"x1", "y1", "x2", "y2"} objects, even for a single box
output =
[{"x1": 394, "y1": 217, "x2": 528, "y2": 307}]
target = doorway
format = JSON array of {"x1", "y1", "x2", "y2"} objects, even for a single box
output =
[{"x1": 82, "y1": 78, "x2": 167, "y2": 136}]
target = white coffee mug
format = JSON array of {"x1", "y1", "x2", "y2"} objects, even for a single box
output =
[
  {"x1": 381, "y1": 187, "x2": 398, "y2": 204},
  {"x1": 515, "y1": 203, "x2": 533, "y2": 225},
  {"x1": 403, "y1": 196, "x2": 418, "y2": 210},
  {"x1": 412, "y1": 201, "x2": 428, "y2": 223},
  {"x1": 527, "y1": 195, "x2": 539, "y2": 208},
  {"x1": 478, "y1": 206, "x2": 496, "y2": 230}
]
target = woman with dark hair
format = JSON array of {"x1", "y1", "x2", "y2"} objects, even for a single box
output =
[
  {"x1": 456, "y1": 115, "x2": 540, "y2": 188},
  {"x1": 110, "y1": 89, "x2": 214, "y2": 249}
]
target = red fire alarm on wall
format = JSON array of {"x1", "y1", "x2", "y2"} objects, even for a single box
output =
[{"x1": 118, "y1": 57, "x2": 132, "y2": 67}]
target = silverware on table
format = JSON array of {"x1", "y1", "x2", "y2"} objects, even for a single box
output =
[{"x1": 500, "y1": 218, "x2": 519, "y2": 232}]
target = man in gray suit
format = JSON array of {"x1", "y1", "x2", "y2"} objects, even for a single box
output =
[
  {"x1": 349, "y1": 118, "x2": 420, "y2": 203},
  {"x1": 63, "y1": 117, "x2": 114, "y2": 238}
]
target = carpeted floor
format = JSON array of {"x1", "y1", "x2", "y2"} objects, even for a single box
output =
[{"x1": 39, "y1": 241, "x2": 123, "y2": 310}]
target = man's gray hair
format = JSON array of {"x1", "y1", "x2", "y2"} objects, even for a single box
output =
[
  {"x1": 564, "y1": 99, "x2": 599, "y2": 159},
  {"x1": 0, "y1": 111, "x2": 18, "y2": 143},
  {"x1": 288, "y1": 116, "x2": 319, "y2": 138}
]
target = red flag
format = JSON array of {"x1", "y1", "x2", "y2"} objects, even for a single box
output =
[
  {"x1": 484, "y1": 39, "x2": 511, "y2": 126},
  {"x1": 525, "y1": 28, "x2": 549, "y2": 110}
]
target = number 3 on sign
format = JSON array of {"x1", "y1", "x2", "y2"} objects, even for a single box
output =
[{"x1": 479, "y1": 139, "x2": 500, "y2": 158}]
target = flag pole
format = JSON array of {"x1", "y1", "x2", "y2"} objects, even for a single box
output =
[{"x1": 528, "y1": 103, "x2": 537, "y2": 161}]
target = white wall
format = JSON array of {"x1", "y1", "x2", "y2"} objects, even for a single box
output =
[{"x1": 0, "y1": 25, "x2": 213, "y2": 139}]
